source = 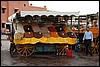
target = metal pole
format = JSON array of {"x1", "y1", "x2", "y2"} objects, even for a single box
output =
[
  {"x1": 70, "y1": 16, "x2": 72, "y2": 30},
  {"x1": 96, "y1": 12, "x2": 99, "y2": 28},
  {"x1": 86, "y1": 15, "x2": 88, "y2": 28},
  {"x1": 91, "y1": 15, "x2": 93, "y2": 27},
  {"x1": 78, "y1": 16, "x2": 80, "y2": 33},
  {"x1": 66, "y1": 16, "x2": 69, "y2": 25},
  {"x1": 11, "y1": 23, "x2": 14, "y2": 42}
]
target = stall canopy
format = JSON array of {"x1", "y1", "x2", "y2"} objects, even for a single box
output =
[
  {"x1": 8, "y1": 11, "x2": 80, "y2": 22},
  {"x1": 20, "y1": 11, "x2": 80, "y2": 17}
]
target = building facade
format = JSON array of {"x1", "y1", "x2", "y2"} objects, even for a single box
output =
[{"x1": 1, "y1": 1, "x2": 47, "y2": 32}]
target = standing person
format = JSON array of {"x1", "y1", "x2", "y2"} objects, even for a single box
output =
[{"x1": 82, "y1": 27, "x2": 93, "y2": 56}]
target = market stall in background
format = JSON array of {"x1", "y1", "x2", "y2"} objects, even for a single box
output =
[{"x1": 72, "y1": 12, "x2": 99, "y2": 54}]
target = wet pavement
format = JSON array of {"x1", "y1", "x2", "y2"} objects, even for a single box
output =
[{"x1": 1, "y1": 50, "x2": 99, "y2": 66}]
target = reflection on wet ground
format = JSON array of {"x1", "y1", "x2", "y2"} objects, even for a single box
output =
[{"x1": 1, "y1": 50, "x2": 99, "y2": 66}]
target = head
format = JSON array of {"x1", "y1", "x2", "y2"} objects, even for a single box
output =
[{"x1": 86, "y1": 27, "x2": 90, "y2": 32}]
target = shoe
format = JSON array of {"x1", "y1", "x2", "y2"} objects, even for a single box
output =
[
  {"x1": 86, "y1": 54, "x2": 88, "y2": 56},
  {"x1": 8, "y1": 49, "x2": 10, "y2": 51},
  {"x1": 84, "y1": 54, "x2": 88, "y2": 56},
  {"x1": 90, "y1": 54, "x2": 92, "y2": 56}
]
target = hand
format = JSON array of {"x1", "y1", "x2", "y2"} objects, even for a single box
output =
[
  {"x1": 82, "y1": 40, "x2": 84, "y2": 43},
  {"x1": 91, "y1": 41, "x2": 93, "y2": 44}
]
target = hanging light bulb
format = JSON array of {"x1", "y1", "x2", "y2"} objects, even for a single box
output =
[
  {"x1": 60, "y1": 28, "x2": 62, "y2": 30},
  {"x1": 28, "y1": 20, "x2": 31, "y2": 23},
  {"x1": 39, "y1": 32, "x2": 41, "y2": 34},
  {"x1": 29, "y1": 32, "x2": 30, "y2": 34},
  {"x1": 62, "y1": 33, "x2": 64, "y2": 35},
  {"x1": 28, "y1": 28, "x2": 29, "y2": 30}
]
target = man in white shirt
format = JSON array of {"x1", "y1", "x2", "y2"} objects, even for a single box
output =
[{"x1": 83, "y1": 27, "x2": 93, "y2": 56}]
